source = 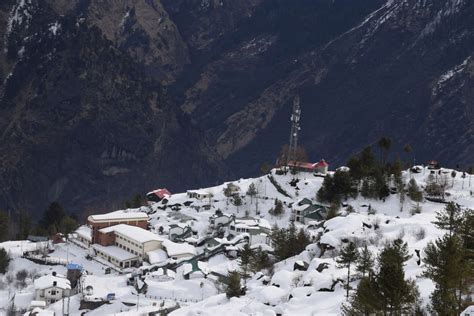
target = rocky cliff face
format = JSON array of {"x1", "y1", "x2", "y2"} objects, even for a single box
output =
[
  {"x1": 0, "y1": 0, "x2": 227, "y2": 216},
  {"x1": 0, "y1": 0, "x2": 473, "y2": 217}
]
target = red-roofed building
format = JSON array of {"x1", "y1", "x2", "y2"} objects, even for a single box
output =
[
  {"x1": 288, "y1": 159, "x2": 328, "y2": 175},
  {"x1": 146, "y1": 188, "x2": 172, "y2": 202}
]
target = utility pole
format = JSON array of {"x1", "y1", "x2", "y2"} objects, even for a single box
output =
[{"x1": 287, "y1": 95, "x2": 301, "y2": 166}]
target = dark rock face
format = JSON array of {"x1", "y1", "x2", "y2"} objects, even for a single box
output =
[
  {"x1": 0, "y1": 0, "x2": 473, "y2": 217},
  {"x1": 0, "y1": 1, "x2": 226, "y2": 216}
]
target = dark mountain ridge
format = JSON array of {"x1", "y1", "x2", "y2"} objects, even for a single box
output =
[{"x1": 0, "y1": 0, "x2": 472, "y2": 218}]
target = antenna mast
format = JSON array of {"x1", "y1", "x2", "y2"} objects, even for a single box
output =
[{"x1": 288, "y1": 95, "x2": 301, "y2": 165}]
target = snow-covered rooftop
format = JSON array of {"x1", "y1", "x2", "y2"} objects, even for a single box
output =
[
  {"x1": 88, "y1": 210, "x2": 148, "y2": 222},
  {"x1": 34, "y1": 274, "x2": 71, "y2": 290},
  {"x1": 147, "y1": 248, "x2": 168, "y2": 264},
  {"x1": 162, "y1": 239, "x2": 197, "y2": 257},
  {"x1": 99, "y1": 224, "x2": 163, "y2": 244},
  {"x1": 92, "y1": 244, "x2": 138, "y2": 261},
  {"x1": 75, "y1": 225, "x2": 91, "y2": 241}
]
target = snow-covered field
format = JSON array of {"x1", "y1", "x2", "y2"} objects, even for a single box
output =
[{"x1": 0, "y1": 167, "x2": 472, "y2": 315}]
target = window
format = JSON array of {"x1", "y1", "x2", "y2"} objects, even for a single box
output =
[{"x1": 51, "y1": 290, "x2": 57, "y2": 295}]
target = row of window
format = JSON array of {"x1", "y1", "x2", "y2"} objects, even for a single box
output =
[
  {"x1": 115, "y1": 242, "x2": 141, "y2": 256},
  {"x1": 116, "y1": 234, "x2": 142, "y2": 249}
]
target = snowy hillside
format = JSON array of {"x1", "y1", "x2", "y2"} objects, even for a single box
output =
[{"x1": 0, "y1": 166, "x2": 473, "y2": 315}]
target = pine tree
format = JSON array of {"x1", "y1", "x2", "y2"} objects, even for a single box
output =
[
  {"x1": 0, "y1": 211, "x2": 9, "y2": 242},
  {"x1": 17, "y1": 210, "x2": 31, "y2": 240},
  {"x1": 295, "y1": 228, "x2": 311, "y2": 255},
  {"x1": 361, "y1": 179, "x2": 371, "y2": 198},
  {"x1": 250, "y1": 247, "x2": 271, "y2": 272},
  {"x1": 337, "y1": 241, "x2": 359, "y2": 299},
  {"x1": 246, "y1": 183, "x2": 257, "y2": 204},
  {"x1": 272, "y1": 199, "x2": 284, "y2": 216},
  {"x1": 239, "y1": 243, "x2": 255, "y2": 280},
  {"x1": 423, "y1": 234, "x2": 471, "y2": 315},
  {"x1": 226, "y1": 271, "x2": 243, "y2": 298},
  {"x1": 271, "y1": 225, "x2": 288, "y2": 261},
  {"x1": 59, "y1": 215, "x2": 78, "y2": 239},
  {"x1": 376, "y1": 239, "x2": 417, "y2": 314},
  {"x1": 342, "y1": 276, "x2": 381, "y2": 315},
  {"x1": 407, "y1": 179, "x2": 423, "y2": 203},
  {"x1": 287, "y1": 222, "x2": 297, "y2": 256},
  {"x1": 433, "y1": 202, "x2": 464, "y2": 236},
  {"x1": 40, "y1": 202, "x2": 66, "y2": 233},
  {"x1": 0, "y1": 248, "x2": 10, "y2": 273},
  {"x1": 356, "y1": 244, "x2": 374, "y2": 278},
  {"x1": 377, "y1": 136, "x2": 392, "y2": 165},
  {"x1": 233, "y1": 195, "x2": 242, "y2": 206}
]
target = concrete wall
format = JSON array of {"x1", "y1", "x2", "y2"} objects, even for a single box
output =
[{"x1": 89, "y1": 219, "x2": 148, "y2": 243}]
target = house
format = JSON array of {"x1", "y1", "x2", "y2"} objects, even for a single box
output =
[
  {"x1": 228, "y1": 217, "x2": 272, "y2": 246},
  {"x1": 292, "y1": 202, "x2": 327, "y2": 224},
  {"x1": 162, "y1": 239, "x2": 197, "y2": 260},
  {"x1": 168, "y1": 224, "x2": 192, "y2": 241},
  {"x1": 461, "y1": 305, "x2": 474, "y2": 316},
  {"x1": 88, "y1": 211, "x2": 149, "y2": 244},
  {"x1": 34, "y1": 273, "x2": 71, "y2": 305},
  {"x1": 314, "y1": 159, "x2": 329, "y2": 174},
  {"x1": 93, "y1": 224, "x2": 163, "y2": 268},
  {"x1": 209, "y1": 211, "x2": 234, "y2": 228},
  {"x1": 186, "y1": 189, "x2": 213, "y2": 200},
  {"x1": 146, "y1": 188, "x2": 172, "y2": 202},
  {"x1": 73, "y1": 225, "x2": 92, "y2": 246},
  {"x1": 287, "y1": 159, "x2": 329, "y2": 175}
]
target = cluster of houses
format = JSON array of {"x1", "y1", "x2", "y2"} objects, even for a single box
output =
[{"x1": 72, "y1": 210, "x2": 198, "y2": 269}]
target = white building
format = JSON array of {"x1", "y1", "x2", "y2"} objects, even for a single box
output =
[
  {"x1": 209, "y1": 211, "x2": 234, "y2": 228},
  {"x1": 92, "y1": 243, "x2": 139, "y2": 268},
  {"x1": 34, "y1": 273, "x2": 71, "y2": 304},
  {"x1": 186, "y1": 189, "x2": 213, "y2": 200},
  {"x1": 162, "y1": 239, "x2": 197, "y2": 260},
  {"x1": 168, "y1": 224, "x2": 192, "y2": 241},
  {"x1": 93, "y1": 224, "x2": 164, "y2": 268},
  {"x1": 74, "y1": 225, "x2": 92, "y2": 246},
  {"x1": 461, "y1": 305, "x2": 474, "y2": 316},
  {"x1": 228, "y1": 217, "x2": 272, "y2": 246}
]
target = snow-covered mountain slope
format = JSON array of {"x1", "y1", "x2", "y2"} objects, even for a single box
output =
[{"x1": 0, "y1": 166, "x2": 473, "y2": 315}]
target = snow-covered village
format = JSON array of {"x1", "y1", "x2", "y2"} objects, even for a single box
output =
[{"x1": 0, "y1": 151, "x2": 473, "y2": 315}]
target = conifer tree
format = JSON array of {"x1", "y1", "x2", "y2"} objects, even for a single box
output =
[
  {"x1": 433, "y1": 202, "x2": 464, "y2": 236},
  {"x1": 423, "y1": 234, "x2": 471, "y2": 315},
  {"x1": 271, "y1": 225, "x2": 288, "y2": 261},
  {"x1": 250, "y1": 247, "x2": 271, "y2": 272},
  {"x1": 226, "y1": 271, "x2": 243, "y2": 298},
  {"x1": 356, "y1": 244, "x2": 374, "y2": 278},
  {"x1": 246, "y1": 183, "x2": 257, "y2": 204},
  {"x1": 376, "y1": 239, "x2": 417, "y2": 314},
  {"x1": 337, "y1": 241, "x2": 359, "y2": 299},
  {"x1": 0, "y1": 248, "x2": 10, "y2": 274},
  {"x1": 0, "y1": 211, "x2": 9, "y2": 242},
  {"x1": 295, "y1": 228, "x2": 311, "y2": 255},
  {"x1": 407, "y1": 179, "x2": 423, "y2": 203},
  {"x1": 239, "y1": 243, "x2": 255, "y2": 280},
  {"x1": 377, "y1": 136, "x2": 392, "y2": 165}
]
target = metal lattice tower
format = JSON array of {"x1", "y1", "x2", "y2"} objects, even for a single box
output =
[{"x1": 288, "y1": 95, "x2": 301, "y2": 164}]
